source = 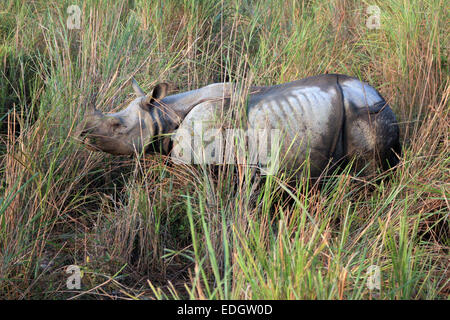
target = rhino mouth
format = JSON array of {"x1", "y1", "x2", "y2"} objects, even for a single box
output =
[
  {"x1": 82, "y1": 137, "x2": 101, "y2": 151},
  {"x1": 77, "y1": 127, "x2": 109, "y2": 152},
  {"x1": 77, "y1": 135, "x2": 103, "y2": 152},
  {"x1": 79, "y1": 134, "x2": 137, "y2": 155}
]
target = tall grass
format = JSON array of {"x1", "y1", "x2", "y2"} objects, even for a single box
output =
[{"x1": 0, "y1": 0, "x2": 448, "y2": 299}]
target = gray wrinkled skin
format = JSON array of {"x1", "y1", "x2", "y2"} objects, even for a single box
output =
[{"x1": 77, "y1": 74, "x2": 400, "y2": 177}]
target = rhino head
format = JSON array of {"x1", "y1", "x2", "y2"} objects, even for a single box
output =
[{"x1": 77, "y1": 79, "x2": 169, "y2": 155}]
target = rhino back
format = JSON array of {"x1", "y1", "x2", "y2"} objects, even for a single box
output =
[
  {"x1": 170, "y1": 74, "x2": 398, "y2": 177},
  {"x1": 247, "y1": 76, "x2": 344, "y2": 176}
]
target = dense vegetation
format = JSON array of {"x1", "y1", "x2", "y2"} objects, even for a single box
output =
[{"x1": 0, "y1": 0, "x2": 448, "y2": 299}]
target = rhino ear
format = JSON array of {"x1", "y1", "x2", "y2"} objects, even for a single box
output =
[
  {"x1": 140, "y1": 83, "x2": 169, "y2": 111},
  {"x1": 131, "y1": 78, "x2": 146, "y2": 97},
  {"x1": 149, "y1": 83, "x2": 169, "y2": 101}
]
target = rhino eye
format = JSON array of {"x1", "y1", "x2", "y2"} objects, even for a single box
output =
[
  {"x1": 108, "y1": 118, "x2": 126, "y2": 133},
  {"x1": 112, "y1": 123, "x2": 126, "y2": 133}
]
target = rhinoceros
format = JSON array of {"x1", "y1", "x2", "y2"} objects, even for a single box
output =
[{"x1": 77, "y1": 74, "x2": 400, "y2": 178}]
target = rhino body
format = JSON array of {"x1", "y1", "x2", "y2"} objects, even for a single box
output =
[{"x1": 78, "y1": 74, "x2": 400, "y2": 178}]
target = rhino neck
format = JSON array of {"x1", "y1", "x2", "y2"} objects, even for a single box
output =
[
  {"x1": 159, "y1": 83, "x2": 237, "y2": 120},
  {"x1": 143, "y1": 83, "x2": 235, "y2": 155},
  {"x1": 141, "y1": 106, "x2": 171, "y2": 155},
  {"x1": 146, "y1": 83, "x2": 265, "y2": 154}
]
